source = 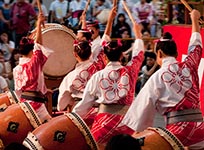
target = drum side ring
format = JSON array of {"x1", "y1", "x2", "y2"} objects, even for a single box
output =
[
  {"x1": 147, "y1": 127, "x2": 185, "y2": 150},
  {"x1": 66, "y1": 112, "x2": 99, "y2": 150},
  {"x1": 19, "y1": 102, "x2": 42, "y2": 128}
]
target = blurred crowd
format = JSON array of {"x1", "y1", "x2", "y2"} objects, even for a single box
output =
[{"x1": 0, "y1": 0, "x2": 189, "y2": 93}]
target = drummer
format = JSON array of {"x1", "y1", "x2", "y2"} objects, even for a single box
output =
[
  {"x1": 57, "y1": 39, "x2": 105, "y2": 112},
  {"x1": 13, "y1": 12, "x2": 53, "y2": 123},
  {"x1": 72, "y1": 5, "x2": 144, "y2": 145},
  {"x1": 121, "y1": 9, "x2": 204, "y2": 149}
]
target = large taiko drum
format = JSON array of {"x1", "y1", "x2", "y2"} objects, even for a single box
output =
[
  {"x1": 0, "y1": 90, "x2": 19, "y2": 111},
  {"x1": 23, "y1": 112, "x2": 99, "y2": 150},
  {"x1": 0, "y1": 102, "x2": 42, "y2": 148},
  {"x1": 29, "y1": 23, "x2": 77, "y2": 79},
  {"x1": 132, "y1": 127, "x2": 185, "y2": 150}
]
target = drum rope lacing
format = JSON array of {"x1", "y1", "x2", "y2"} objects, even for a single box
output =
[
  {"x1": 66, "y1": 112, "x2": 99, "y2": 150},
  {"x1": 7, "y1": 90, "x2": 19, "y2": 104},
  {"x1": 20, "y1": 102, "x2": 42, "y2": 128}
]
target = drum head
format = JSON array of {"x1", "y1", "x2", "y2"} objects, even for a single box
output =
[{"x1": 30, "y1": 23, "x2": 77, "y2": 78}]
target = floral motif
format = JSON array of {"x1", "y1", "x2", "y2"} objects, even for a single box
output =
[
  {"x1": 100, "y1": 70, "x2": 130, "y2": 101},
  {"x1": 72, "y1": 70, "x2": 90, "y2": 90},
  {"x1": 14, "y1": 66, "x2": 28, "y2": 90},
  {"x1": 162, "y1": 63, "x2": 192, "y2": 93}
]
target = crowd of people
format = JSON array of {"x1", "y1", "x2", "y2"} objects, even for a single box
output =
[
  {"x1": 0, "y1": 0, "x2": 203, "y2": 150},
  {"x1": 0, "y1": 0, "x2": 189, "y2": 93}
]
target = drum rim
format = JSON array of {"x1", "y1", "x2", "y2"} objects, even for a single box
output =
[
  {"x1": 66, "y1": 112, "x2": 99, "y2": 150},
  {"x1": 148, "y1": 127, "x2": 185, "y2": 150},
  {"x1": 7, "y1": 90, "x2": 19, "y2": 104},
  {"x1": 19, "y1": 102, "x2": 42, "y2": 128},
  {"x1": 30, "y1": 23, "x2": 76, "y2": 41},
  {"x1": 23, "y1": 132, "x2": 44, "y2": 150}
]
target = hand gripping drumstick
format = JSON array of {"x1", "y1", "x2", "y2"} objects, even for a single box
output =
[
  {"x1": 78, "y1": 0, "x2": 91, "y2": 26},
  {"x1": 122, "y1": 0, "x2": 136, "y2": 24},
  {"x1": 180, "y1": 0, "x2": 204, "y2": 24}
]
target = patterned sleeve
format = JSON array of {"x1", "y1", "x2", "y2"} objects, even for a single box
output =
[
  {"x1": 29, "y1": 43, "x2": 53, "y2": 71},
  {"x1": 72, "y1": 74, "x2": 98, "y2": 118},
  {"x1": 185, "y1": 32, "x2": 202, "y2": 69},
  {"x1": 121, "y1": 74, "x2": 158, "y2": 131}
]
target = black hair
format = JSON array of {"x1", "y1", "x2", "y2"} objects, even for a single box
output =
[
  {"x1": 105, "y1": 134, "x2": 141, "y2": 150},
  {"x1": 155, "y1": 32, "x2": 177, "y2": 57},
  {"x1": 4, "y1": 142, "x2": 29, "y2": 150},
  {"x1": 87, "y1": 20, "x2": 100, "y2": 30},
  {"x1": 103, "y1": 40, "x2": 123, "y2": 61},
  {"x1": 145, "y1": 51, "x2": 156, "y2": 60},
  {"x1": 117, "y1": 13, "x2": 126, "y2": 22},
  {"x1": 19, "y1": 37, "x2": 34, "y2": 55},
  {"x1": 74, "y1": 40, "x2": 91, "y2": 61},
  {"x1": 80, "y1": 31, "x2": 93, "y2": 42}
]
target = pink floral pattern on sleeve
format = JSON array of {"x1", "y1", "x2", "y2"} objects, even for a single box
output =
[
  {"x1": 162, "y1": 63, "x2": 192, "y2": 93},
  {"x1": 13, "y1": 66, "x2": 28, "y2": 90},
  {"x1": 99, "y1": 70, "x2": 130, "y2": 101},
  {"x1": 72, "y1": 70, "x2": 90, "y2": 91}
]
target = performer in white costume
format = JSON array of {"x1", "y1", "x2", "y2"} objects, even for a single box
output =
[
  {"x1": 121, "y1": 9, "x2": 204, "y2": 149},
  {"x1": 73, "y1": 6, "x2": 144, "y2": 144}
]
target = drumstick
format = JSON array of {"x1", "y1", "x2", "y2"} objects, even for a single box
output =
[
  {"x1": 36, "y1": 0, "x2": 45, "y2": 28},
  {"x1": 83, "y1": 0, "x2": 91, "y2": 15},
  {"x1": 113, "y1": 0, "x2": 118, "y2": 7},
  {"x1": 180, "y1": 0, "x2": 204, "y2": 24},
  {"x1": 78, "y1": 0, "x2": 91, "y2": 26},
  {"x1": 36, "y1": 0, "x2": 42, "y2": 14},
  {"x1": 122, "y1": 0, "x2": 136, "y2": 24}
]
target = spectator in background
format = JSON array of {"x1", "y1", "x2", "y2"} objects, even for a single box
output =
[
  {"x1": 49, "y1": 0, "x2": 69, "y2": 25},
  {"x1": 0, "y1": 0, "x2": 12, "y2": 32},
  {"x1": 0, "y1": 75, "x2": 9, "y2": 93},
  {"x1": 132, "y1": 0, "x2": 153, "y2": 35},
  {"x1": 92, "y1": 0, "x2": 111, "y2": 36},
  {"x1": 31, "y1": 0, "x2": 48, "y2": 28},
  {"x1": 68, "y1": 0, "x2": 86, "y2": 27},
  {"x1": 10, "y1": 0, "x2": 36, "y2": 48},
  {"x1": 139, "y1": 51, "x2": 159, "y2": 89},
  {"x1": 112, "y1": 13, "x2": 132, "y2": 38},
  {"x1": 0, "y1": 30, "x2": 15, "y2": 61}
]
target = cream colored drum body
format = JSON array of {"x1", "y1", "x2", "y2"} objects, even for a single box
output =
[{"x1": 29, "y1": 23, "x2": 77, "y2": 78}]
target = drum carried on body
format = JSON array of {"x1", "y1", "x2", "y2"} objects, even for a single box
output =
[
  {"x1": 23, "y1": 112, "x2": 99, "y2": 150},
  {"x1": 0, "y1": 102, "x2": 42, "y2": 148},
  {"x1": 0, "y1": 90, "x2": 19, "y2": 112},
  {"x1": 132, "y1": 127, "x2": 185, "y2": 150},
  {"x1": 29, "y1": 23, "x2": 77, "y2": 79}
]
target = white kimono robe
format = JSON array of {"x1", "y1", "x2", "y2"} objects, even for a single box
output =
[{"x1": 122, "y1": 32, "x2": 204, "y2": 148}]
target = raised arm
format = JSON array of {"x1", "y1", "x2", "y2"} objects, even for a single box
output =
[
  {"x1": 191, "y1": 9, "x2": 201, "y2": 33},
  {"x1": 81, "y1": 12, "x2": 87, "y2": 30},
  {"x1": 188, "y1": 9, "x2": 202, "y2": 54},
  {"x1": 103, "y1": 6, "x2": 117, "y2": 37},
  {"x1": 35, "y1": 13, "x2": 45, "y2": 45}
]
